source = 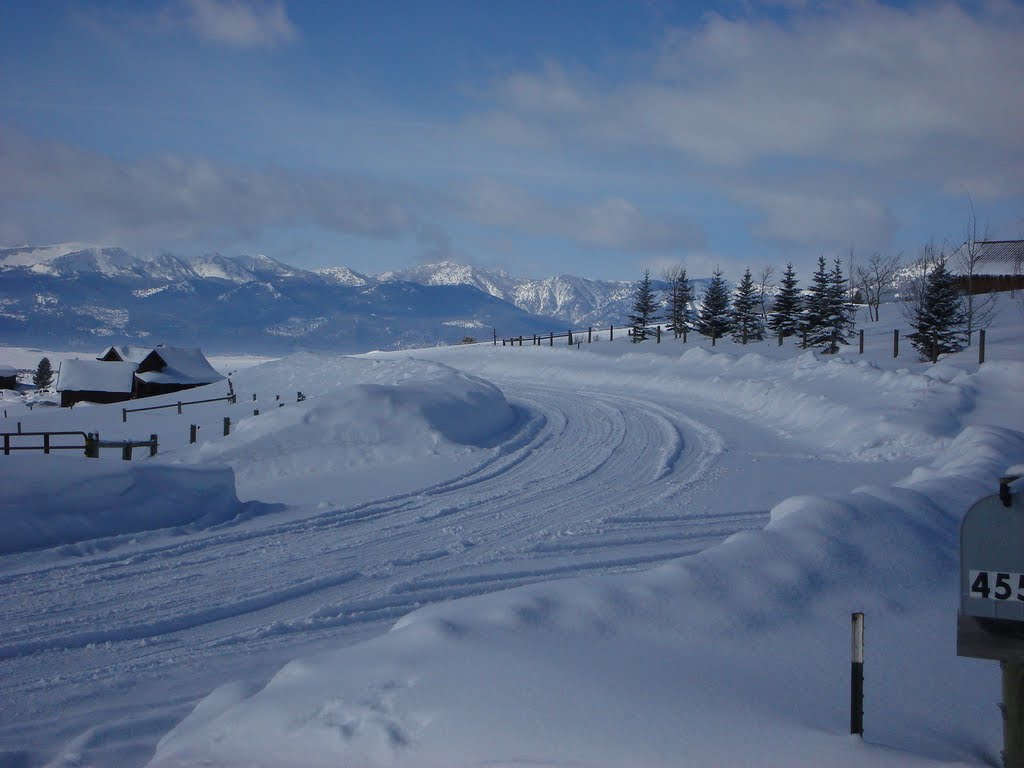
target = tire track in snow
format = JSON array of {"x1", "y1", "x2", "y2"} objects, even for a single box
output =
[{"x1": 0, "y1": 378, "x2": 759, "y2": 764}]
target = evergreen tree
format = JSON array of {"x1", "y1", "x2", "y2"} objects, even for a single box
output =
[
  {"x1": 33, "y1": 357, "x2": 53, "y2": 389},
  {"x1": 663, "y1": 265, "x2": 693, "y2": 339},
  {"x1": 908, "y1": 258, "x2": 967, "y2": 362},
  {"x1": 803, "y1": 257, "x2": 855, "y2": 353},
  {"x1": 628, "y1": 270, "x2": 658, "y2": 342},
  {"x1": 696, "y1": 267, "x2": 733, "y2": 341},
  {"x1": 800, "y1": 256, "x2": 830, "y2": 348},
  {"x1": 768, "y1": 262, "x2": 801, "y2": 340},
  {"x1": 730, "y1": 268, "x2": 765, "y2": 344},
  {"x1": 824, "y1": 257, "x2": 856, "y2": 353}
]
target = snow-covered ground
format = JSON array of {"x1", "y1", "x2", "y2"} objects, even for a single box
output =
[{"x1": 1, "y1": 299, "x2": 1022, "y2": 767}]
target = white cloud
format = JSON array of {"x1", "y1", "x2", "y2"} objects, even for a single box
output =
[
  {"x1": 476, "y1": 1, "x2": 1024, "y2": 252},
  {"x1": 486, "y1": 3, "x2": 1024, "y2": 174},
  {"x1": 172, "y1": 0, "x2": 298, "y2": 48}
]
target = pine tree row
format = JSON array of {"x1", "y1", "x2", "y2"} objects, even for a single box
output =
[{"x1": 628, "y1": 258, "x2": 856, "y2": 353}]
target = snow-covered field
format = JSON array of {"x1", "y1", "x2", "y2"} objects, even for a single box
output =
[{"x1": 1, "y1": 299, "x2": 1022, "y2": 767}]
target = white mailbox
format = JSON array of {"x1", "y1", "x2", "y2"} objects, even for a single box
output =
[{"x1": 958, "y1": 476, "x2": 1024, "y2": 662}]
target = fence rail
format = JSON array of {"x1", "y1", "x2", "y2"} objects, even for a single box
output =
[
  {"x1": 123, "y1": 394, "x2": 236, "y2": 422},
  {"x1": 2, "y1": 430, "x2": 90, "y2": 455},
  {"x1": 1, "y1": 428, "x2": 158, "y2": 459}
]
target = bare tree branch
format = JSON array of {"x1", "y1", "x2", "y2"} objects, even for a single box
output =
[
  {"x1": 757, "y1": 265, "x2": 775, "y2": 321},
  {"x1": 855, "y1": 251, "x2": 902, "y2": 322},
  {"x1": 954, "y1": 198, "x2": 998, "y2": 344}
]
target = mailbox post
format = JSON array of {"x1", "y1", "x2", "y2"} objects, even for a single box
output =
[{"x1": 957, "y1": 475, "x2": 1024, "y2": 768}]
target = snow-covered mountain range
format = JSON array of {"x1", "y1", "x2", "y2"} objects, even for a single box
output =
[
  {"x1": 0, "y1": 245, "x2": 680, "y2": 353},
  {"x1": 377, "y1": 261, "x2": 703, "y2": 327}
]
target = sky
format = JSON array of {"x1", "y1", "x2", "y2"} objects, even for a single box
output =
[{"x1": 1, "y1": 0, "x2": 1023, "y2": 282}]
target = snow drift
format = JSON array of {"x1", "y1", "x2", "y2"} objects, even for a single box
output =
[
  {"x1": 0, "y1": 457, "x2": 258, "y2": 556},
  {"x1": 172, "y1": 354, "x2": 521, "y2": 504}
]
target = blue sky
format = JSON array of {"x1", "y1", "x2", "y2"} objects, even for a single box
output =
[{"x1": 2, "y1": 0, "x2": 1022, "y2": 281}]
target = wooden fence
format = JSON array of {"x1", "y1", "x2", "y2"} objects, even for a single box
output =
[
  {"x1": 1, "y1": 427, "x2": 158, "y2": 460},
  {"x1": 498, "y1": 323, "x2": 990, "y2": 363}
]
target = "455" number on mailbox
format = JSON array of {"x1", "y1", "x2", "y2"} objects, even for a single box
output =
[{"x1": 969, "y1": 570, "x2": 1024, "y2": 601}]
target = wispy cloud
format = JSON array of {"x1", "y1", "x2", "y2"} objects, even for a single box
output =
[
  {"x1": 456, "y1": 179, "x2": 705, "y2": 252},
  {"x1": 167, "y1": 0, "x2": 299, "y2": 49},
  {"x1": 0, "y1": 130, "x2": 698, "y2": 262},
  {"x1": 0, "y1": 130, "x2": 411, "y2": 250}
]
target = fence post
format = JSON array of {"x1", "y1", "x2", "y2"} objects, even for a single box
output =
[
  {"x1": 177, "y1": 401, "x2": 182, "y2": 414},
  {"x1": 3, "y1": 434, "x2": 8, "y2": 456},
  {"x1": 588, "y1": 327, "x2": 592, "y2": 343},
  {"x1": 979, "y1": 328, "x2": 986, "y2": 365},
  {"x1": 893, "y1": 329, "x2": 899, "y2": 358},
  {"x1": 84, "y1": 433, "x2": 98, "y2": 458},
  {"x1": 254, "y1": 409, "x2": 260, "y2": 416},
  {"x1": 712, "y1": 333, "x2": 717, "y2": 347},
  {"x1": 568, "y1": 330, "x2": 573, "y2": 346},
  {"x1": 519, "y1": 336, "x2": 523, "y2": 346},
  {"x1": 17, "y1": 422, "x2": 21, "y2": 433},
  {"x1": 1004, "y1": 661, "x2": 1024, "y2": 768},
  {"x1": 609, "y1": 324, "x2": 613, "y2": 341},
  {"x1": 122, "y1": 444, "x2": 132, "y2": 461},
  {"x1": 122, "y1": 408, "x2": 127, "y2": 423},
  {"x1": 802, "y1": 330, "x2": 808, "y2": 349},
  {"x1": 859, "y1": 329, "x2": 864, "y2": 355},
  {"x1": 683, "y1": 327, "x2": 688, "y2": 343},
  {"x1": 657, "y1": 325, "x2": 661, "y2": 343},
  {"x1": 150, "y1": 434, "x2": 158, "y2": 457},
  {"x1": 43, "y1": 433, "x2": 50, "y2": 455},
  {"x1": 230, "y1": 394, "x2": 237, "y2": 404},
  {"x1": 851, "y1": 612, "x2": 865, "y2": 736},
  {"x1": 223, "y1": 417, "x2": 231, "y2": 436},
  {"x1": 190, "y1": 424, "x2": 198, "y2": 444},
  {"x1": 549, "y1": 332, "x2": 553, "y2": 347},
  {"x1": 253, "y1": 393, "x2": 257, "y2": 401}
]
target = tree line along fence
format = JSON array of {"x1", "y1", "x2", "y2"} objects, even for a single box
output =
[
  {"x1": 497, "y1": 323, "x2": 991, "y2": 364},
  {"x1": 3, "y1": 388, "x2": 308, "y2": 461}
]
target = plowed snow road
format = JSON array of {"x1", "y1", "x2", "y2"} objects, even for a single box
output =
[{"x1": 0, "y1": 377, "x2": 912, "y2": 766}]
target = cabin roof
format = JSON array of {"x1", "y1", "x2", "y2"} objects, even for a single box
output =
[
  {"x1": 970, "y1": 240, "x2": 1024, "y2": 276},
  {"x1": 135, "y1": 347, "x2": 225, "y2": 386},
  {"x1": 98, "y1": 345, "x2": 152, "y2": 363},
  {"x1": 56, "y1": 359, "x2": 136, "y2": 393}
]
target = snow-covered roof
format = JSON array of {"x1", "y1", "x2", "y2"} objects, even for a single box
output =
[
  {"x1": 0, "y1": 364, "x2": 18, "y2": 377},
  {"x1": 56, "y1": 359, "x2": 136, "y2": 393},
  {"x1": 972, "y1": 240, "x2": 1024, "y2": 277},
  {"x1": 99, "y1": 345, "x2": 152, "y2": 363},
  {"x1": 135, "y1": 347, "x2": 225, "y2": 386}
]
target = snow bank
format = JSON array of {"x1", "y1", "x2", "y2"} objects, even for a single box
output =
[
  {"x1": 0, "y1": 456, "x2": 259, "y2": 555},
  {"x1": 429, "y1": 343, "x2": 1019, "y2": 462},
  {"x1": 150, "y1": 425, "x2": 1024, "y2": 767},
  {"x1": 173, "y1": 354, "x2": 519, "y2": 504}
]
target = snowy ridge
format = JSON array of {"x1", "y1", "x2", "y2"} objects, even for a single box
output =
[
  {"x1": 381, "y1": 260, "x2": 689, "y2": 326},
  {"x1": 313, "y1": 265, "x2": 369, "y2": 286}
]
